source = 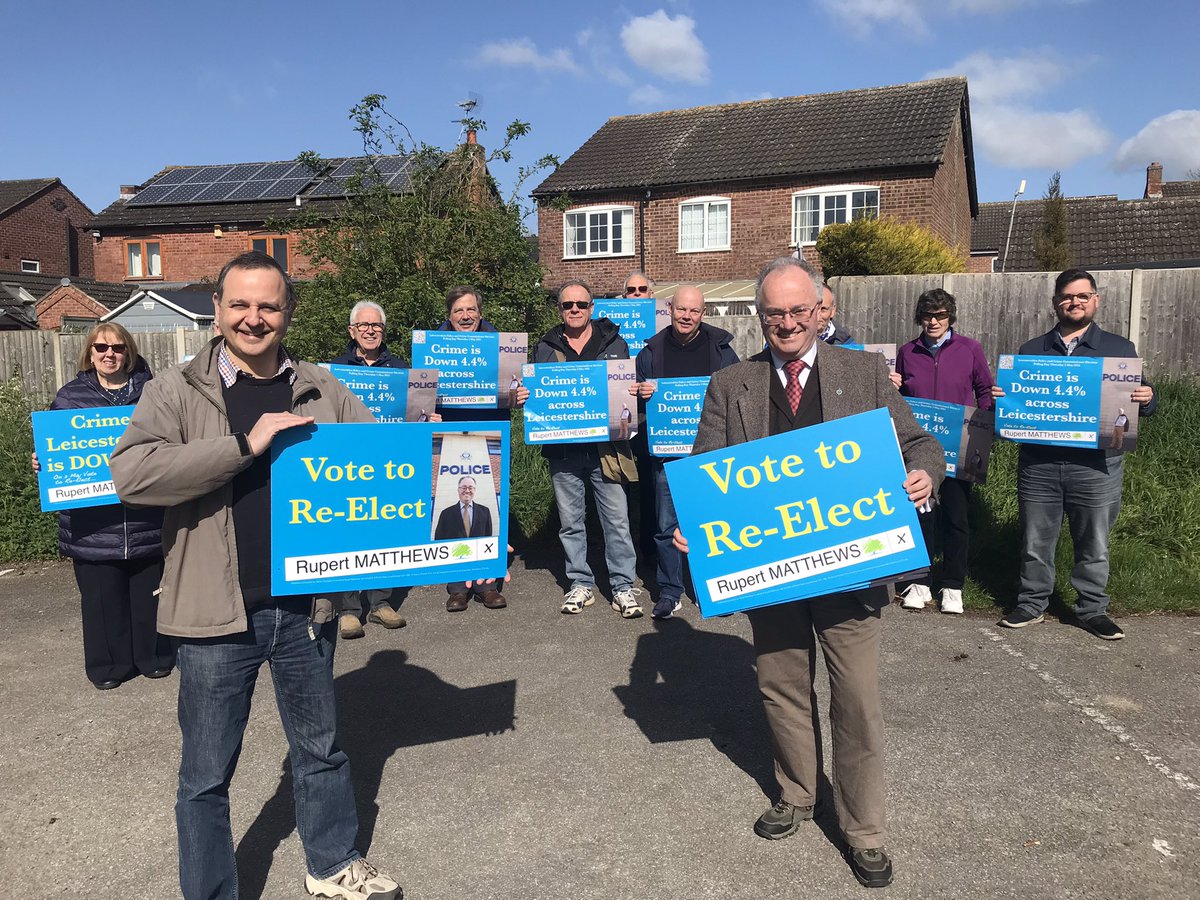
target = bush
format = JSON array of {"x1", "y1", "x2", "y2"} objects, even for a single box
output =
[
  {"x1": 816, "y1": 216, "x2": 967, "y2": 278},
  {"x1": 0, "y1": 378, "x2": 57, "y2": 560}
]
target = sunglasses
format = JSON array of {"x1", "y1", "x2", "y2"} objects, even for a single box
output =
[
  {"x1": 92, "y1": 343, "x2": 127, "y2": 354},
  {"x1": 560, "y1": 301, "x2": 592, "y2": 311},
  {"x1": 625, "y1": 285, "x2": 650, "y2": 295}
]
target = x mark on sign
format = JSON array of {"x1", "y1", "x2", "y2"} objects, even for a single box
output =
[
  {"x1": 894, "y1": 532, "x2": 909, "y2": 546},
  {"x1": 484, "y1": 541, "x2": 495, "y2": 555}
]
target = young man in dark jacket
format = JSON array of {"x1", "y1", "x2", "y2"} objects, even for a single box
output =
[
  {"x1": 532, "y1": 280, "x2": 643, "y2": 618},
  {"x1": 632, "y1": 284, "x2": 739, "y2": 618},
  {"x1": 996, "y1": 268, "x2": 1156, "y2": 641}
]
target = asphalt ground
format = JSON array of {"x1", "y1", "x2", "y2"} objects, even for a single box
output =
[{"x1": 0, "y1": 557, "x2": 1197, "y2": 900}]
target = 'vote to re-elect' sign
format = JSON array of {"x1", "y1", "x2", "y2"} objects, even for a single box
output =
[
  {"x1": 592, "y1": 298, "x2": 670, "y2": 354},
  {"x1": 270, "y1": 422, "x2": 509, "y2": 595},
  {"x1": 323, "y1": 365, "x2": 439, "y2": 423},
  {"x1": 32, "y1": 406, "x2": 135, "y2": 511},
  {"x1": 667, "y1": 408, "x2": 929, "y2": 617},
  {"x1": 904, "y1": 398, "x2": 994, "y2": 483},
  {"x1": 646, "y1": 376, "x2": 710, "y2": 457},
  {"x1": 522, "y1": 359, "x2": 637, "y2": 445},
  {"x1": 995, "y1": 355, "x2": 1143, "y2": 451},
  {"x1": 410, "y1": 331, "x2": 529, "y2": 408}
]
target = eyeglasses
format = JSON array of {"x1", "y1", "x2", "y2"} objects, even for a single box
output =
[
  {"x1": 920, "y1": 312, "x2": 951, "y2": 322},
  {"x1": 351, "y1": 323, "x2": 385, "y2": 332},
  {"x1": 92, "y1": 343, "x2": 127, "y2": 354},
  {"x1": 1056, "y1": 291, "x2": 1096, "y2": 305},
  {"x1": 560, "y1": 301, "x2": 592, "y2": 311},
  {"x1": 625, "y1": 285, "x2": 650, "y2": 295},
  {"x1": 760, "y1": 307, "x2": 816, "y2": 325}
]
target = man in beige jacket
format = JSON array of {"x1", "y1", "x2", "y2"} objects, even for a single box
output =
[{"x1": 111, "y1": 251, "x2": 399, "y2": 900}]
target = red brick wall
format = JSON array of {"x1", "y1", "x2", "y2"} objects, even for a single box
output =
[
  {"x1": 0, "y1": 183, "x2": 95, "y2": 278},
  {"x1": 35, "y1": 284, "x2": 108, "y2": 330},
  {"x1": 967, "y1": 254, "x2": 996, "y2": 273},
  {"x1": 92, "y1": 225, "x2": 319, "y2": 284},
  {"x1": 537, "y1": 152, "x2": 974, "y2": 295}
]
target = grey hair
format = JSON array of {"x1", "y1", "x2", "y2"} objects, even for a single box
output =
[
  {"x1": 754, "y1": 256, "x2": 824, "y2": 309},
  {"x1": 624, "y1": 270, "x2": 655, "y2": 289},
  {"x1": 349, "y1": 300, "x2": 386, "y2": 326}
]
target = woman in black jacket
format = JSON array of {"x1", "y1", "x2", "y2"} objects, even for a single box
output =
[{"x1": 35, "y1": 323, "x2": 173, "y2": 689}]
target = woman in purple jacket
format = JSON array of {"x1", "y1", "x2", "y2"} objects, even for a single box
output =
[
  {"x1": 894, "y1": 288, "x2": 994, "y2": 615},
  {"x1": 34, "y1": 323, "x2": 173, "y2": 689}
]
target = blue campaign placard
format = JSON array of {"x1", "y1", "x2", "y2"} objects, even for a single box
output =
[
  {"x1": 592, "y1": 298, "x2": 656, "y2": 353},
  {"x1": 521, "y1": 361, "x2": 610, "y2": 444},
  {"x1": 904, "y1": 398, "x2": 965, "y2": 476},
  {"x1": 411, "y1": 330, "x2": 501, "y2": 407},
  {"x1": 646, "y1": 376, "x2": 710, "y2": 457},
  {"x1": 32, "y1": 405, "x2": 135, "y2": 511},
  {"x1": 324, "y1": 365, "x2": 408, "y2": 422},
  {"x1": 270, "y1": 422, "x2": 509, "y2": 596},
  {"x1": 995, "y1": 355, "x2": 1102, "y2": 448},
  {"x1": 666, "y1": 408, "x2": 929, "y2": 617}
]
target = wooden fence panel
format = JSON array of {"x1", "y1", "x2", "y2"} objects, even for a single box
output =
[{"x1": 1136, "y1": 268, "x2": 1200, "y2": 377}]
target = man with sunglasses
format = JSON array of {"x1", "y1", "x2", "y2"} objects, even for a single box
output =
[
  {"x1": 533, "y1": 280, "x2": 643, "y2": 619},
  {"x1": 330, "y1": 300, "x2": 410, "y2": 637},
  {"x1": 624, "y1": 271, "x2": 653, "y2": 298},
  {"x1": 996, "y1": 268, "x2": 1156, "y2": 640}
]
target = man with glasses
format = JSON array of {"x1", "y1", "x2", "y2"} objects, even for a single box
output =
[
  {"x1": 632, "y1": 284, "x2": 739, "y2": 619},
  {"x1": 533, "y1": 280, "x2": 643, "y2": 619},
  {"x1": 330, "y1": 300, "x2": 410, "y2": 637},
  {"x1": 996, "y1": 268, "x2": 1155, "y2": 640},
  {"x1": 674, "y1": 257, "x2": 941, "y2": 888},
  {"x1": 623, "y1": 270, "x2": 653, "y2": 298}
]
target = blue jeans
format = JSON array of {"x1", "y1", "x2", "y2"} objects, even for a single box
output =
[
  {"x1": 652, "y1": 461, "x2": 684, "y2": 603},
  {"x1": 548, "y1": 446, "x2": 636, "y2": 592},
  {"x1": 1016, "y1": 451, "x2": 1124, "y2": 621},
  {"x1": 175, "y1": 598, "x2": 359, "y2": 899}
]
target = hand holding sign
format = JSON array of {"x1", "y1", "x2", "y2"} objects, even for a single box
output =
[{"x1": 247, "y1": 412, "x2": 315, "y2": 456}]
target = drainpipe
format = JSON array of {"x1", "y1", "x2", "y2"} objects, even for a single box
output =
[{"x1": 639, "y1": 188, "x2": 650, "y2": 274}]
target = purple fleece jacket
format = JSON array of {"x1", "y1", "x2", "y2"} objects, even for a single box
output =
[{"x1": 896, "y1": 330, "x2": 994, "y2": 410}]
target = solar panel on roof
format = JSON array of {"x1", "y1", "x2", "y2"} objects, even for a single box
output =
[
  {"x1": 162, "y1": 183, "x2": 206, "y2": 203},
  {"x1": 193, "y1": 183, "x2": 237, "y2": 202},
  {"x1": 261, "y1": 177, "x2": 312, "y2": 199},
  {"x1": 375, "y1": 156, "x2": 409, "y2": 175},
  {"x1": 326, "y1": 159, "x2": 360, "y2": 178},
  {"x1": 125, "y1": 185, "x2": 178, "y2": 205},
  {"x1": 222, "y1": 182, "x2": 272, "y2": 202},
  {"x1": 253, "y1": 163, "x2": 294, "y2": 181},
  {"x1": 154, "y1": 169, "x2": 196, "y2": 186},
  {"x1": 388, "y1": 171, "x2": 412, "y2": 190},
  {"x1": 307, "y1": 176, "x2": 350, "y2": 198},
  {"x1": 219, "y1": 164, "x2": 264, "y2": 181}
]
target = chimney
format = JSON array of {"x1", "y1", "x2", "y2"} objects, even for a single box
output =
[
  {"x1": 119, "y1": 184, "x2": 140, "y2": 200},
  {"x1": 1144, "y1": 162, "x2": 1163, "y2": 199},
  {"x1": 466, "y1": 128, "x2": 477, "y2": 145}
]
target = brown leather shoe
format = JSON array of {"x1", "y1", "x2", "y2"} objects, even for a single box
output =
[
  {"x1": 477, "y1": 589, "x2": 507, "y2": 609},
  {"x1": 446, "y1": 592, "x2": 470, "y2": 612},
  {"x1": 367, "y1": 606, "x2": 407, "y2": 629}
]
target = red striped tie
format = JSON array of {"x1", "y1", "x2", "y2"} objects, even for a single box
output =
[{"x1": 785, "y1": 359, "x2": 806, "y2": 414}]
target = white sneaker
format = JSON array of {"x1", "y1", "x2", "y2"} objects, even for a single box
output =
[
  {"x1": 899, "y1": 584, "x2": 932, "y2": 610},
  {"x1": 610, "y1": 587, "x2": 644, "y2": 619},
  {"x1": 940, "y1": 588, "x2": 964, "y2": 615},
  {"x1": 306, "y1": 858, "x2": 400, "y2": 900},
  {"x1": 560, "y1": 585, "x2": 595, "y2": 614}
]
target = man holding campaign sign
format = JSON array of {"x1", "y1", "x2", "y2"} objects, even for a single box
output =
[
  {"x1": 633, "y1": 284, "x2": 739, "y2": 619},
  {"x1": 994, "y1": 268, "x2": 1155, "y2": 641},
  {"x1": 895, "y1": 288, "x2": 995, "y2": 616},
  {"x1": 672, "y1": 257, "x2": 942, "y2": 889}
]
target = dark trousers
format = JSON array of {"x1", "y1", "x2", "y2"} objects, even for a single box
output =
[
  {"x1": 74, "y1": 557, "x2": 174, "y2": 685},
  {"x1": 910, "y1": 478, "x2": 973, "y2": 590}
]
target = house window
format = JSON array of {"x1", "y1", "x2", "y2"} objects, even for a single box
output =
[
  {"x1": 20, "y1": 259, "x2": 40, "y2": 273},
  {"x1": 125, "y1": 241, "x2": 162, "y2": 278},
  {"x1": 563, "y1": 206, "x2": 634, "y2": 259},
  {"x1": 251, "y1": 235, "x2": 290, "y2": 271},
  {"x1": 679, "y1": 198, "x2": 731, "y2": 252},
  {"x1": 792, "y1": 185, "x2": 880, "y2": 246}
]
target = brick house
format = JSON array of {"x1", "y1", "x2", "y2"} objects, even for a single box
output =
[
  {"x1": 971, "y1": 163, "x2": 1200, "y2": 272},
  {"x1": 86, "y1": 155, "x2": 421, "y2": 286},
  {"x1": 531, "y1": 77, "x2": 978, "y2": 295},
  {"x1": 0, "y1": 178, "x2": 95, "y2": 278},
  {"x1": 0, "y1": 271, "x2": 135, "y2": 330}
]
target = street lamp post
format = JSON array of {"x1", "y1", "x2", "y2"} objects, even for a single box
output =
[{"x1": 1001, "y1": 179, "x2": 1027, "y2": 273}]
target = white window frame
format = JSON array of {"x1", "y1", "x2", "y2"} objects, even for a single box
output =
[
  {"x1": 562, "y1": 205, "x2": 635, "y2": 260},
  {"x1": 791, "y1": 184, "x2": 880, "y2": 247},
  {"x1": 678, "y1": 196, "x2": 731, "y2": 253},
  {"x1": 20, "y1": 259, "x2": 40, "y2": 273}
]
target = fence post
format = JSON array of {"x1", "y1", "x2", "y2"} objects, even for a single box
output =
[
  {"x1": 174, "y1": 326, "x2": 187, "y2": 365},
  {"x1": 1128, "y1": 268, "x2": 1143, "y2": 348},
  {"x1": 51, "y1": 333, "x2": 64, "y2": 392}
]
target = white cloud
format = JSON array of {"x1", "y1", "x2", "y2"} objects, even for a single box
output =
[
  {"x1": 1113, "y1": 110, "x2": 1200, "y2": 174},
  {"x1": 621, "y1": 10, "x2": 709, "y2": 84},
  {"x1": 478, "y1": 38, "x2": 581, "y2": 74},
  {"x1": 974, "y1": 105, "x2": 1111, "y2": 167},
  {"x1": 821, "y1": 0, "x2": 1088, "y2": 37},
  {"x1": 927, "y1": 51, "x2": 1062, "y2": 104},
  {"x1": 629, "y1": 84, "x2": 667, "y2": 108}
]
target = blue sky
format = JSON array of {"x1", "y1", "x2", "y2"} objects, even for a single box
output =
[{"x1": 4, "y1": 1, "x2": 1198, "y2": 221}]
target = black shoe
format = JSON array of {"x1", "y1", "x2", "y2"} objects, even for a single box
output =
[
  {"x1": 144, "y1": 668, "x2": 173, "y2": 679},
  {"x1": 998, "y1": 609, "x2": 1044, "y2": 628},
  {"x1": 1082, "y1": 614, "x2": 1124, "y2": 641},
  {"x1": 847, "y1": 847, "x2": 893, "y2": 888},
  {"x1": 753, "y1": 800, "x2": 813, "y2": 840},
  {"x1": 92, "y1": 680, "x2": 121, "y2": 691}
]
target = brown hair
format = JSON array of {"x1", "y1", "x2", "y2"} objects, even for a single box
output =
[{"x1": 79, "y1": 321, "x2": 140, "y2": 374}]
